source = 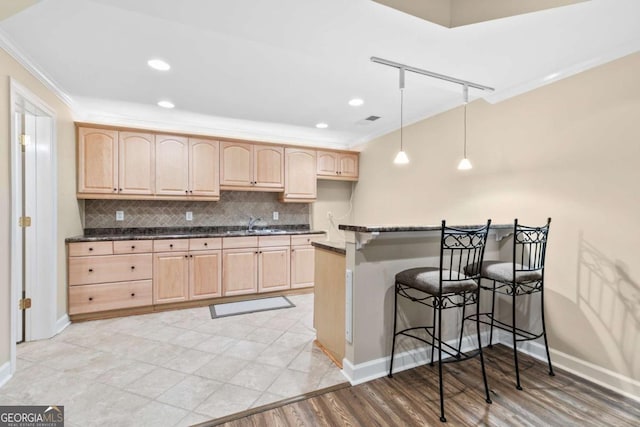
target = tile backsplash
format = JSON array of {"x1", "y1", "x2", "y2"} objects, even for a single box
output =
[{"x1": 84, "y1": 192, "x2": 310, "y2": 228}]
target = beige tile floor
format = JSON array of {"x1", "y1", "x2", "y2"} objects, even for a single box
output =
[{"x1": 0, "y1": 294, "x2": 347, "y2": 427}]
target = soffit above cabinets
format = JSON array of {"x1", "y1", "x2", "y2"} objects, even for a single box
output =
[{"x1": 0, "y1": 0, "x2": 638, "y2": 149}]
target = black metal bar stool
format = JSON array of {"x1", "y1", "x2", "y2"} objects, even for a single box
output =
[
  {"x1": 388, "y1": 220, "x2": 492, "y2": 423},
  {"x1": 468, "y1": 218, "x2": 554, "y2": 390}
]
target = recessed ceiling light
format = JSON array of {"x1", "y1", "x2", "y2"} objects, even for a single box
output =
[
  {"x1": 157, "y1": 100, "x2": 175, "y2": 109},
  {"x1": 315, "y1": 122, "x2": 328, "y2": 129},
  {"x1": 147, "y1": 59, "x2": 171, "y2": 71},
  {"x1": 348, "y1": 98, "x2": 364, "y2": 107}
]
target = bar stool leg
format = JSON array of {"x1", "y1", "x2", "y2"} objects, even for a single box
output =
[
  {"x1": 488, "y1": 280, "x2": 497, "y2": 347},
  {"x1": 388, "y1": 284, "x2": 399, "y2": 378},
  {"x1": 437, "y1": 296, "x2": 446, "y2": 423},
  {"x1": 476, "y1": 288, "x2": 492, "y2": 404},
  {"x1": 540, "y1": 286, "x2": 555, "y2": 377},
  {"x1": 456, "y1": 292, "x2": 466, "y2": 357},
  {"x1": 512, "y1": 288, "x2": 523, "y2": 390},
  {"x1": 430, "y1": 305, "x2": 437, "y2": 366}
]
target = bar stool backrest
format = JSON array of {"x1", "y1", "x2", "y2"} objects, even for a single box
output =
[
  {"x1": 439, "y1": 219, "x2": 492, "y2": 293},
  {"x1": 513, "y1": 218, "x2": 551, "y2": 274}
]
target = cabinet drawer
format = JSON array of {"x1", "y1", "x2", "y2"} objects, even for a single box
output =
[
  {"x1": 113, "y1": 240, "x2": 153, "y2": 254},
  {"x1": 69, "y1": 254, "x2": 152, "y2": 285},
  {"x1": 291, "y1": 234, "x2": 325, "y2": 246},
  {"x1": 258, "y1": 235, "x2": 291, "y2": 248},
  {"x1": 189, "y1": 238, "x2": 222, "y2": 251},
  {"x1": 223, "y1": 236, "x2": 258, "y2": 249},
  {"x1": 69, "y1": 280, "x2": 152, "y2": 315},
  {"x1": 153, "y1": 239, "x2": 189, "y2": 252},
  {"x1": 68, "y1": 241, "x2": 113, "y2": 257}
]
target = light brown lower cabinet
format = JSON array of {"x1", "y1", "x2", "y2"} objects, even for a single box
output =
[
  {"x1": 153, "y1": 238, "x2": 222, "y2": 304},
  {"x1": 68, "y1": 234, "x2": 322, "y2": 319}
]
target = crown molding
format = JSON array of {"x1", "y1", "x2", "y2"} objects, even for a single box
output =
[{"x1": 0, "y1": 28, "x2": 76, "y2": 110}]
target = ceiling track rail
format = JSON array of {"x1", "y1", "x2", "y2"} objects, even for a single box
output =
[{"x1": 370, "y1": 56, "x2": 495, "y2": 92}]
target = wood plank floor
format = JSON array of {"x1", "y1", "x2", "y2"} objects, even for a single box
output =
[{"x1": 206, "y1": 345, "x2": 640, "y2": 426}]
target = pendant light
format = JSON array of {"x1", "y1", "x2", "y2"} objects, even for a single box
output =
[
  {"x1": 457, "y1": 84, "x2": 472, "y2": 170},
  {"x1": 394, "y1": 68, "x2": 409, "y2": 164}
]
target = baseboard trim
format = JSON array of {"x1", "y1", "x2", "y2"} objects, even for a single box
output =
[
  {"x1": 56, "y1": 314, "x2": 70, "y2": 335},
  {"x1": 343, "y1": 332, "x2": 488, "y2": 386},
  {"x1": 0, "y1": 361, "x2": 12, "y2": 389},
  {"x1": 497, "y1": 330, "x2": 640, "y2": 403}
]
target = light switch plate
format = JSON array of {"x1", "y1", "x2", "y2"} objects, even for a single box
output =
[
  {"x1": 186, "y1": 211, "x2": 193, "y2": 221},
  {"x1": 116, "y1": 211, "x2": 124, "y2": 221}
]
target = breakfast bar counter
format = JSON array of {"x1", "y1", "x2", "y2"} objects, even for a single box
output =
[{"x1": 316, "y1": 223, "x2": 512, "y2": 384}]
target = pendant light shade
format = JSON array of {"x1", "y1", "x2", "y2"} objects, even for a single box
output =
[
  {"x1": 457, "y1": 84, "x2": 473, "y2": 171},
  {"x1": 394, "y1": 68, "x2": 409, "y2": 165}
]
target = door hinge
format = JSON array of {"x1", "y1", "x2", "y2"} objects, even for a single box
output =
[
  {"x1": 19, "y1": 298, "x2": 32, "y2": 310},
  {"x1": 20, "y1": 134, "x2": 30, "y2": 152},
  {"x1": 19, "y1": 216, "x2": 32, "y2": 227}
]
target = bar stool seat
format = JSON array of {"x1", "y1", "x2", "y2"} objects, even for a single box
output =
[
  {"x1": 395, "y1": 267, "x2": 479, "y2": 295},
  {"x1": 470, "y1": 261, "x2": 543, "y2": 283}
]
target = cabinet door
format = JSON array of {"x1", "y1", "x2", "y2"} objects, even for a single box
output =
[
  {"x1": 254, "y1": 145, "x2": 284, "y2": 188},
  {"x1": 222, "y1": 248, "x2": 258, "y2": 296},
  {"x1": 339, "y1": 153, "x2": 359, "y2": 179},
  {"x1": 153, "y1": 252, "x2": 189, "y2": 303},
  {"x1": 317, "y1": 150, "x2": 340, "y2": 177},
  {"x1": 291, "y1": 245, "x2": 315, "y2": 288},
  {"x1": 155, "y1": 134, "x2": 189, "y2": 196},
  {"x1": 283, "y1": 148, "x2": 316, "y2": 201},
  {"x1": 258, "y1": 246, "x2": 290, "y2": 292},
  {"x1": 119, "y1": 132, "x2": 155, "y2": 194},
  {"x1": 77, "y1": 127, "x2": 118, "y2": 194},
  {"x1": 220, "y1": 142, "x2": 252, "y2": 186},
  {"x1": 190, "y1": 250, "x2": 222, "y2": 299},
  {"x1": 189, "y1": 138, "x2": 220, "y2": 198}
]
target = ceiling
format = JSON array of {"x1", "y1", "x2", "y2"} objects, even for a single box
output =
[{"x1": 0, "y1": 0, "x2": 639, "y2": 149}]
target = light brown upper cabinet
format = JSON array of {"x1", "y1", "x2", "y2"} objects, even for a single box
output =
[
  {"x1": 155, "y1": 134, "x2": 189, "y2": 196},
  {"x1": 189, "y1": 138, "x2": 220, "y2": 198},
  {"x1": 220, "y1": 142, "x2": 284, "y2": 190},
  {"x1": 155, "y1": 135, "x2": 220, "y2": 200},
  {"x1": 316, "y1": 150, "x2": 359, "y2": 181},
  {"x1": 77, "y1": 127, "x2": 119, "y2": 195},
  {"x1": 77, "y1": 127, "x2": 155, "y2": 196},
  {"x1": 281, "y1": 148, "x2": 317, "y2": 202},
  {"x1": 118, "y1": 131, "x2": 155, "y2": 195}
]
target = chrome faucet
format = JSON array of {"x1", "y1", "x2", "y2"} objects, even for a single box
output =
[{"x1": 247, "y1": 216, "x2": 262, "y2": 231}]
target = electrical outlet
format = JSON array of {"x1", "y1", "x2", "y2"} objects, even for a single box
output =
[
  {"x1": 116, "y1": 211, "x2": 124, "y2": 221},
  {"x1": 186, "y1": 211, "x2": 193, "y2": 221},
  {"x1": 273, "y1": 211, "x2": 279, "y2": 220}
]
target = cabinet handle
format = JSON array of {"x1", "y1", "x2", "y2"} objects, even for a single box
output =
[
  {"x1": 131, "y1": 245, "x2": 135, "y2": 249},
  {"x1": 88, "y1": 268, "x2": 93, "y2": 272},
  {"x1": 131, "y1": 266, "x2": 135, "y2": 270},
  {"x1": 113, "y1": 188, "x2": 117, "y2": 192},
  {"x1": 185, "y1": 255, "x2": 188, "y2": 258},
  {"x1": 88, "y1": 247, "x2": 93, "y2": 251},
  {"x1": 204, "y1": 242, "x2": 208, "y2": 246},
  {"x1": 88, "y1": 297, "x2": 93, "y2": 301},
  {"x1": 185, "y1": 190, "x2": 188, "y2": 193},
  {"x1": 189, "y1": 190, "x2": 193, "y2": 193},
  {"x1": 190, "y1": 254, "x2": 193, "y2": 258},
  {"x1": 119, "y1": 188, "x2": 123, "y2": 191},
  {"x1": 131, "y1": 293, "x2": 135, "y2": 297},
  {"x1": 170, "y1": 244, "x2": 173, "y2": 248},
  {"x1": 255, "y1": 251, "x2": 258, "y2": 254}
]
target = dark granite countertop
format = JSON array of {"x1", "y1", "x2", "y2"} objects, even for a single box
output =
[
  {"x1": 66, "y1": 225, "x2": 325, "y2": 243},
  {"x1": 338, "y1": 223, "x2": 512, "y2": 233},
  {"x1": 312, "y1": 241, "x2": 346, "y2": 255}
]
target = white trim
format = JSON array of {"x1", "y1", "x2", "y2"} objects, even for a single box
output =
[
  {"x1": 56, "y1": 314, "x2": 70, "y2": 335},
  {"x1": 0, "y1": 362, "x2": 11, "y2": 388},
  {"x1": 0, "y1": 29, "x2": 75, "y2": 110},
  {"x1": 497, "y1": 330, "x2": 640, "y2": 403},
  {"x1": 342, "y1": 332, "x2": 489, "y2": 385}
]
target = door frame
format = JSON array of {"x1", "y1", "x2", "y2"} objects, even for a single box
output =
[{"x1": 9, "y1": 78, "x2": 58, "y2": 374}]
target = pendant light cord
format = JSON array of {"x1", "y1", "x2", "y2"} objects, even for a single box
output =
[
  {"x1": 463, "y1": 102, "x2": 467, "y2": 158},
  {"x1": 400, "y1": 87, "x2": 404, "y2": 151}
]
